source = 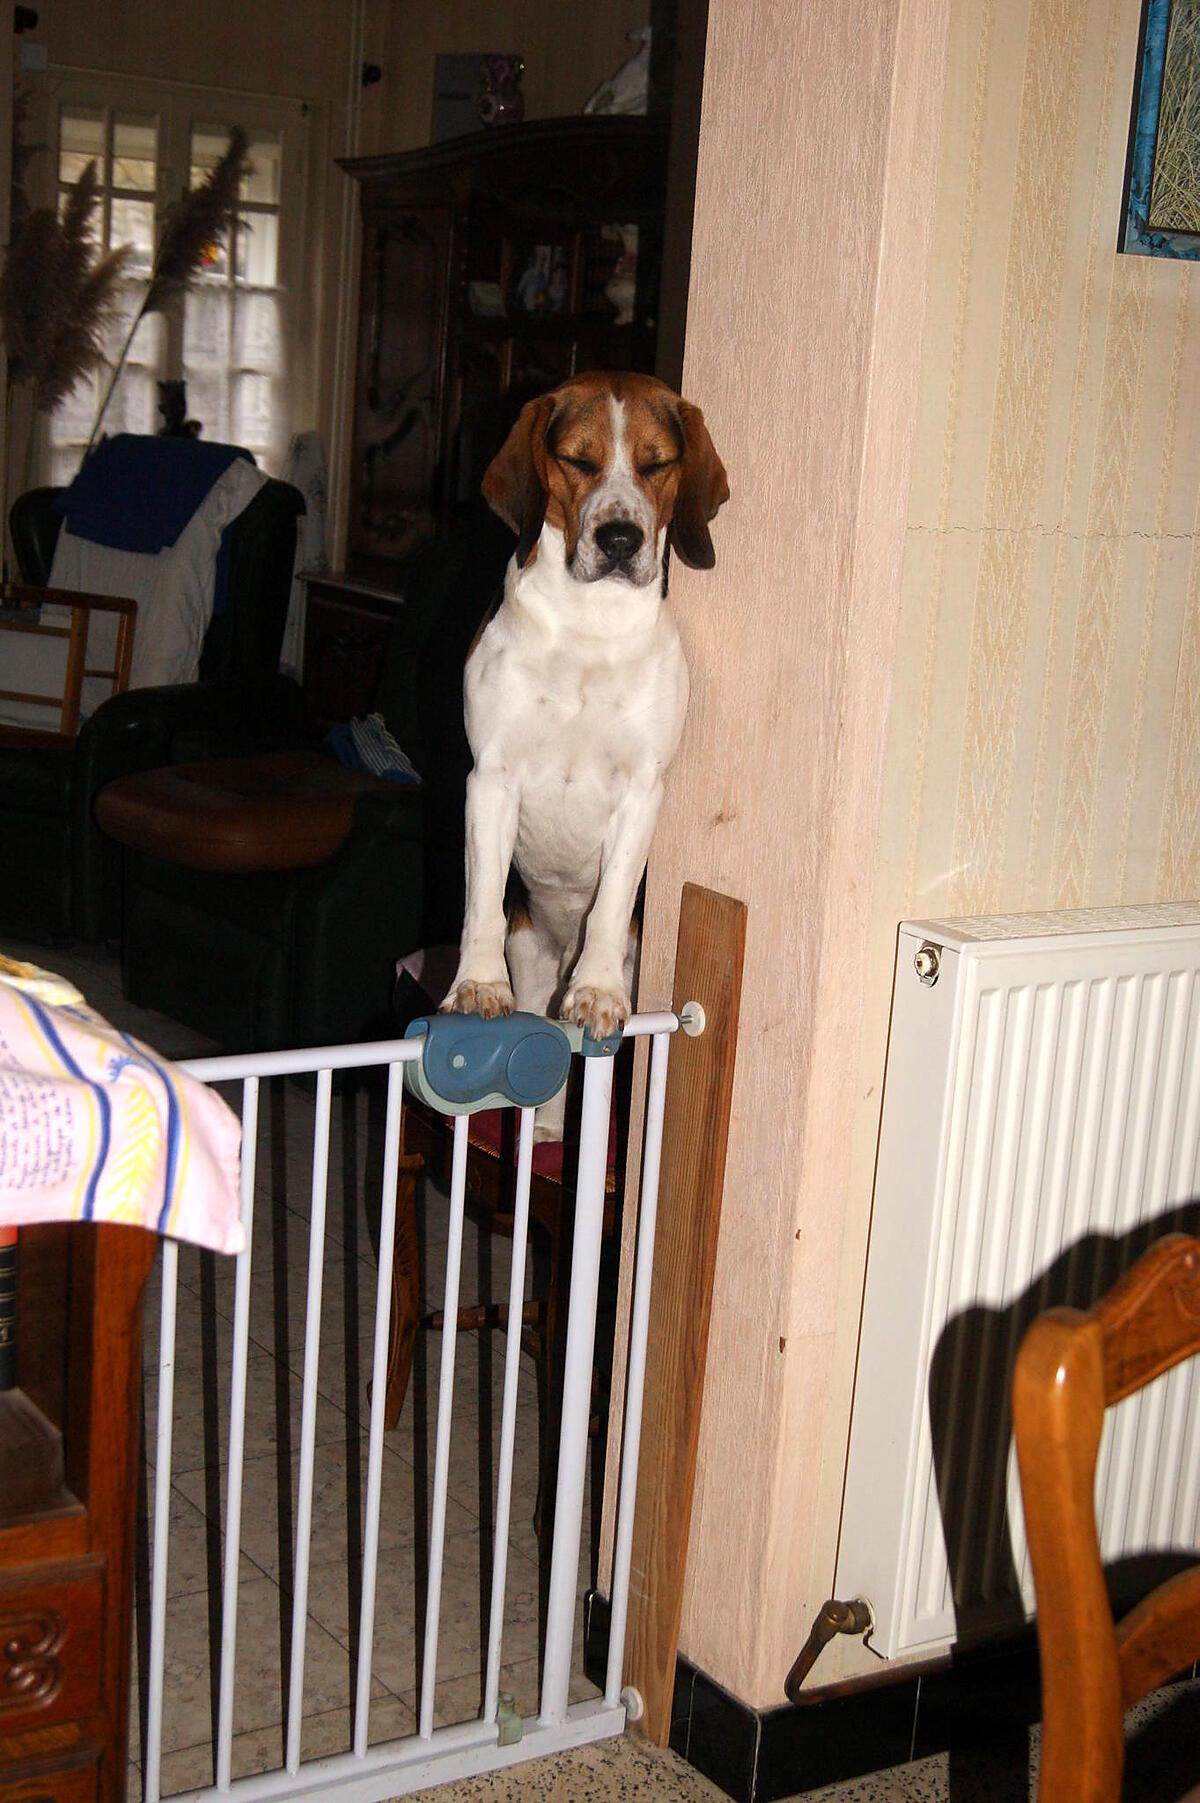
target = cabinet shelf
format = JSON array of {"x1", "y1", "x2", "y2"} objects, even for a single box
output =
[{"x1": 0, "y1": 1388, "x2": 78, "y2": 1529}]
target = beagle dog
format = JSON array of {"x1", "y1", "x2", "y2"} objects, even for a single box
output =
[{"x1": 443, "y1": 371, "x2": 729, "y2": 1134}]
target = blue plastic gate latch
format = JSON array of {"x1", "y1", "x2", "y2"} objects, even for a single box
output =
[{"x1": 403, "y1": 1011, "x2": 621, "y2": 1115}]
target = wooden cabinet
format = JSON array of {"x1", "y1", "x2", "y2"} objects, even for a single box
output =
[
  {"x1": 339, "y1": 116, "x2": 667, "y2": 581},
  {"x1": 300, "y1": 572, "x2": 407, "y2": 727},
  {"x1": 0, "y1": 1225, "x2": 157, "y2": 1803}
]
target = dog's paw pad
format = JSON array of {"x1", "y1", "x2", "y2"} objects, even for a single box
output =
[
  {"x1": 561, "y1": 984, "x2": 629, "y2": 1041},
  {"x1": 441, "y1": 979, "x2": 514, "y2": 1020}
]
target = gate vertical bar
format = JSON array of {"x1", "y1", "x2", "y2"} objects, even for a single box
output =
[
  {"x1": 216, "y1": 1075, "x2": 261, "y2": 1791},
  {"x1": 540, "y1": 1050, "x2": 616, "y2": 1725},
  {"x1": 285, "y1": 1066, "x2": 334, "y2": 1773},
  {"x1": 604, "y1": 1028, "x2": 671, "y2": 1706},
  {"x1": 483, "y1": 1105, "x2": 537, "y2": 1721},
  {"x1": 353, "y1": 1060, "x2": 405, "y2": 1757},
  {"x1": 418, "y1": 1112, "x2": 472, "y2": 1739},
  {"x1": 143, "y1": 1237, "x2": 179, "y2": 1803}
]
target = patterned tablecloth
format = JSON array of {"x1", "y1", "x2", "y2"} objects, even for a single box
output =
[{"x1": 0, "y1": 955, "x2": 242, "y2": 1254}]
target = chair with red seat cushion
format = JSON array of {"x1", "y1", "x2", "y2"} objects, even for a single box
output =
[{"x1": 383, "y1": 973, "x2": 625, "y2": 1548}]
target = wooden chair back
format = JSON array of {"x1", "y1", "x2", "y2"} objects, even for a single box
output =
[
  {"x1": 1013, "y1": 1232, "x2": 1200, "y2": 1802},
  {"x1": 0, "y1": 581, "x2": 136, "y2": 746}
]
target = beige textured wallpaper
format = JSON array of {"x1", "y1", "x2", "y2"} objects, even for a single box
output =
[
  {"x1": 622, "y1": 0, "x2": 1200, "y2": 1710},
  {"x1": 880, "y1": 0, "x2": 1200, "y2": 927},
  {"x1": 834, "y1": 0, "x2": 1200, "y2": 1691}
]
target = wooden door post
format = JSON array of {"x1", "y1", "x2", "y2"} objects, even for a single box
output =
[{"x1": 624, "y1": 881, "x2": 745, "y2": 1743}]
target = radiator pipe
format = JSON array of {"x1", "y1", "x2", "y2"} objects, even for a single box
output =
[{"x1": 784, "y1": 1597, "x2": 873, "y2": 1701}]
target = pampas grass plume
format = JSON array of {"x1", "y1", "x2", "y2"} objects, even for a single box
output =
[{"x1": 145, "y1": 125, "x2": 249, "y2": 314}]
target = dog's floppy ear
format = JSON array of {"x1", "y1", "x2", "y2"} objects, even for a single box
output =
[
  {"x1": 669, "y1": 400, "x2": 730, "y2": 571},
  {"x1": 482, "y1": 394, "x2": 555, "y2": 566}
]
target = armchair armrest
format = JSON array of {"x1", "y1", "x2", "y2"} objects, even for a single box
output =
[
  {"x1": 82, "y1": 672, "x2": 315, "y2": 774},
  {"x1": 0, "y1": 582, "x2": 137, "y2": 743},
  {"x1": 68, "y1": 673, "x2": 315, "y2": 943}
]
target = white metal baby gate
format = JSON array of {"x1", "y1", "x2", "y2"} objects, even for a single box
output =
[{"x1": 141, "y1": 1006, "x2": 693, "y2": 1801}]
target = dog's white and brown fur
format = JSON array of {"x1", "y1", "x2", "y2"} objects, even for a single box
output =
[{"x1": 443, "y1": 371, "x2": 728, "y2": 1135}]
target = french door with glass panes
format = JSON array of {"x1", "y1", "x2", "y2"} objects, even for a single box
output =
[{"x1": 45, "y1": 77, "x2": 305, "y2": 483}]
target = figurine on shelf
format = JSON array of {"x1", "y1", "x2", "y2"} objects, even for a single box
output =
[
  {"x1": 478, "y1": 55, "x2": 525, "y2": 128},
  {"x1": 603, "y1": 223, "x2": 638, "y2": 325},
  {"x1": 584, "y1": 26, "x2": 651, "y2": 115}
]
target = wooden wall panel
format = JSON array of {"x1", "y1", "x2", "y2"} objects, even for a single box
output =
[
  {"x1": 620, "y1": 0, "x2": 1200, "y2": 1712},
  {"x1": 625, "y1": 0, "x2": 953, "y2": 1707}
]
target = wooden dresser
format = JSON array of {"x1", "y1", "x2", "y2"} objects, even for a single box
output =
[
  {"x1": 336, "y1": 115, "x2": 668, "y2": 584},
  {"x1": 302, "y1": 119, "x2": 667, "y2": 713},
  {"x1": 0, "y1": 1225, "x2": 156, "y2": 1802}
]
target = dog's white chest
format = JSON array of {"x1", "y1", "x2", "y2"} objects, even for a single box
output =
[{"x1": 465, "y1": 572, "x2": 687, "y2": 896}]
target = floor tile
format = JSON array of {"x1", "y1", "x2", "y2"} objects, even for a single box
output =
[
  {"x1": 151, "y1": 1688, "x2": 417, "y2": 1795},
  {"x1": 145, "y1": 1343, "x2": 350, "y2": 1475},
  {"x1": 305, "y1": 1522, "x2": 543, "y2": 1702},
  {"x1": 140, "y1": 1484, "x2": 262, "y2": 1600},
  {"x1": 173, "y1": 1431, "x2": 478, "y2": 1582},
  {"x1": 130, "y1": 1573, "x2": 387, "y2": 1759}
]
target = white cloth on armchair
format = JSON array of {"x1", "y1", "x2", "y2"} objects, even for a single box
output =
[{"x1": 0, "y1": 458, "x2": 267, "y2": 730}]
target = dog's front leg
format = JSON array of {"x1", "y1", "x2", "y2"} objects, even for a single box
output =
[
  {"x1": 443, "y1": 764, "x2": 519, "y2": 1019},
  {"x1": 561, "y1": 776, "x2": 663, "y2": 1040}
]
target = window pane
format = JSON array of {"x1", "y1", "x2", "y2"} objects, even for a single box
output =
[
  {"x1": 233, "y1": 369, "x2": 274, "y2": 449},
  {"x1": 52, "y1": 444, "x2": 85, "y2": 486},
  {"x1": 183, "y1": 286, "x2": 232, "y2": 441},
  {"x1": 103, "y1": 363, "x2": 157, "y2": 435},
  {"x1": 184, "y1": 284, "x2": 232, "y2": 365},
  {"x1": 57, "y1": 373, "x2": 100, "y2": 441},
  {"x1": 234, "y1": 290, "x2": 282, "y2": 371},
  {"x1": 189, "y1": 122, "x2": 232, "y2": 187},
  {"x1": 59, "y1": 108, "x2": 104, "y2": 185},
  {"x1": 111, "y1": 197, "x2": 156, "y2": 270},
  {"x1": 113, "y1": 114, "x2": 156, "y2": 192},
  {"x1": 241, "y1": 131, "x2": 282, "y2": 205},
  {"x1": 235, "y1": 211, "x2": 278, "y2": 286},
  {"x1": 185, "y1": 366, "x2": 230, "y2": 442}
]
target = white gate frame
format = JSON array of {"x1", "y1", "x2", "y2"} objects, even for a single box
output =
[{"x1": 141, "y1": 1007, "x2": 696, "y2": 1801}]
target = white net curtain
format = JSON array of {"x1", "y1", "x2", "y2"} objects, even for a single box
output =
[{"x1": 50, "y1": 109, "x2": 288, "y2": 483}]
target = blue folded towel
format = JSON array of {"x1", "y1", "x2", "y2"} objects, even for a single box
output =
[
  {"x1": 54, "y1": 435, "x2": 254, "y2": 552},
  {"x1": 53, "y1": 435, "x2": 256, "y2": 615}
]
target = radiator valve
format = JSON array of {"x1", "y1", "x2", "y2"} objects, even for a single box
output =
[{"x1": 784, "y1": 1596, "x2": 873, "y2": 1701}]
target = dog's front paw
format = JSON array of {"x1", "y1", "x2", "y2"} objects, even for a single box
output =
[
  {"x1": 561, "y1": 983, "x2": 630, "y2": 1041},
  {"x1": 441, "y1": 977, "x2": 514, "y2": 1020}
]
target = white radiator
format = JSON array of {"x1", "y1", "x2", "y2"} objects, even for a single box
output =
[{"x1": 836, "y1": 905, "x2": 1200, "y2": 1660}]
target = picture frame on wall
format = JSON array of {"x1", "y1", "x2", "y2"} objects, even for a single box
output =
[{"x1": 1121, "y1": 0, "x2": 1200, "y2": 258}]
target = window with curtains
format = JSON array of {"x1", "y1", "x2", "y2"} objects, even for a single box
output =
[{"x1": 46, "y1": 81, "x2": 303, "y2": 486}]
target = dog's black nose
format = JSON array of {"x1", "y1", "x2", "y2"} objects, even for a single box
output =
[{"x1": 595, "y1": 520, "x2": 644, "y2": 566}]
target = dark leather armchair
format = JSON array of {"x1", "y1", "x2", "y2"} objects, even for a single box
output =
[
  {"x1": 0, "y1": 477, "x2": 305, "y2": 943},
  {"x1": 103, "y1": 506, "x2": 515, "y2": 1052}
]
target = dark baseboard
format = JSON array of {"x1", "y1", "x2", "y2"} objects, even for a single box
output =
[{"x1": 583, "y1": 1591, "x2": 1044, "y2": 1802}]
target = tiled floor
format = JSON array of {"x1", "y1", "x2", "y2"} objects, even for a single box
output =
[
  {"x1": 8, "y1": 937, "x2": 1200, "y2": 1803},
  {"x1": 4, "y1": 939, "x2": 599, "y2": 1798}
]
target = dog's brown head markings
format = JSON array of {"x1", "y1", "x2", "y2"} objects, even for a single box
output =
[{"x1": 482, "y1": 372, "x2": 729, "y2": 582}]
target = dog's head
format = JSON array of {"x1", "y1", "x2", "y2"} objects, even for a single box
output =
[{"x1": 482, "y1": 372, "x2": 730, "y2": 585}]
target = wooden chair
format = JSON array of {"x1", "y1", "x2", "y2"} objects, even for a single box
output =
[
  {"x1": 383, "y1": 1089, "x2": 620, "y2": 1543},
  {"x1": 1013, "y1": 1232, "x2": 1200, "y2": 1803},
  {"x1": 0, "y1": 580, "x2": 136, "y2": 748}
]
